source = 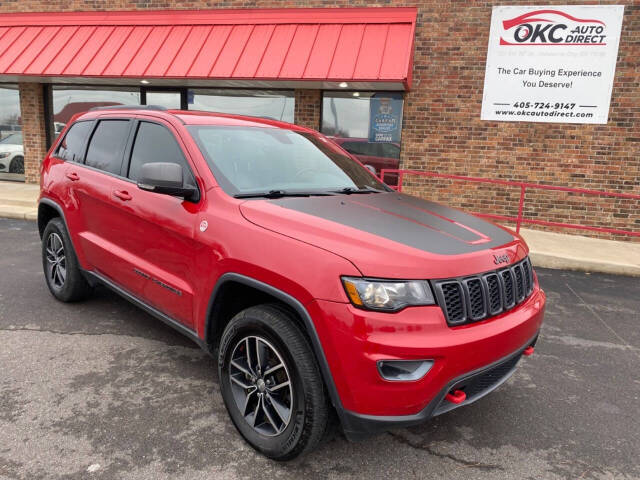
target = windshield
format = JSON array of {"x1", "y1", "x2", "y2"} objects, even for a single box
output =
[
  {"x1": 0, "y1": 133, "x2": 22, "y2": 145},
  {"x1": 187, "y1": 126, "x2": 389, "y2": 196}
]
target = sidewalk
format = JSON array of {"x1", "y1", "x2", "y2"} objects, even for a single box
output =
[
  {"x1": 519, "y1": 227, "x2": 640, "y2": 277},
  {"x1": 1, "y1": 180, "x2": 639, "y2": 276},
  {"x1": 0, "y1": 180, "x2": 38, "y2": 221}
]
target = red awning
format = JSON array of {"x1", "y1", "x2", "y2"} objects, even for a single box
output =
[{"x1": 0, "y1": 8, "x2": 417, "y2": 90}]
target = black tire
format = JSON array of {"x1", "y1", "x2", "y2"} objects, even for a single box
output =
[
  {"x1": 42, "y1": 217, "x2": 92, "y2": 302},
  {"x1": 218, "y1": 304, "x2": 329, "y2": 461},
  {"x1": 9, "y1": 156, "x2": 24, "y2": 174}
]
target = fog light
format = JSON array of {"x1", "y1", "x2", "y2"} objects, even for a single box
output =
[{"x1": 377, "y1": 359, "x2": 434, "y2": 382}]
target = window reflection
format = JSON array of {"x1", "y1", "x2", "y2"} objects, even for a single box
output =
[
  {"x1": 0, "y1": 84, "x2": 24, "y2": 181},
  {"x1": 145, "y1": 91, "x2": 181, "y2": 109},
  {"x1": 52, "y1": 86, "x2": 140, "y2": 133},
  {"x1": 189, "y1": 89, "x2": 294, "y2": 122},
  {"x1": 322, "y1": 91, "x2": 403, "y2": 185}
]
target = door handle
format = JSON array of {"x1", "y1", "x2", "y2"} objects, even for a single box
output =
[
  {"x1": 66, "y1": 172, "x2": 80, "y2": 181},
  {"x1": 113, "y1": 190, "x2": 132, "y2": 201}
]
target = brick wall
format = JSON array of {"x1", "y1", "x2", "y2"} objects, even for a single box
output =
[
  {"x1": 4, "y1": 0, "x2": 639, "y2": 241},
  {"x1": 18, "y1": 83, "x2": 48, "y2": 184},
  {"x1": 294, "y1": 89, "x2": 321, "y2": 130}
]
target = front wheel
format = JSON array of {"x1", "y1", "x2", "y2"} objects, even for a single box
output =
[{"x1": 218, "y1": 305, "x2": 329, "y2": 460}]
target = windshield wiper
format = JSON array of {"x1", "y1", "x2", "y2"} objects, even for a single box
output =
[
  {"x1": 234, "y1": 189, "x2": 334, "y2": 199},
  {"x1": 332, "y1": 186, "x2": 387, "y2": 195}
]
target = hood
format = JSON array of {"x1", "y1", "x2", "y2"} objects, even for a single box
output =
[{"x1": 239, "y1": 192, "x2": 528, "y2": 279}]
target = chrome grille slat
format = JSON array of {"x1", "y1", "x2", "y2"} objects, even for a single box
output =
[{"x1": 433, "y1": 257, "x2": 535, "y2": 326}]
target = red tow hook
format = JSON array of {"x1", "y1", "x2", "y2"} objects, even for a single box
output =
[
  {"x1": 523, "y1": 346, "x2": 535, "y2": 356},
  {"x1": 445, "y1": 389, "x2": 466, "y2": 404}
]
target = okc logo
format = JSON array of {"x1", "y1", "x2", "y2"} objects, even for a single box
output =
[{"x1": 500, "y1": 10, "x2": 607, "y2": 46}]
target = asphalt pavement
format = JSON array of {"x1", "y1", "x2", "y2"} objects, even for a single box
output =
[{"x1": 1, "y1": 217, "x2": 639, "y2": 480}]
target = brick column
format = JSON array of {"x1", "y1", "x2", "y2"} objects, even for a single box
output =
[
  {"x1": 294, "y1": 89, "x2": 321, "y2": 131},
  {"x1": 18, "y1": 83, "x2": 48, "y2": 184}
]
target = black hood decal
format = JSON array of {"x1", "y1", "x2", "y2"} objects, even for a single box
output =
[{"x1": 270, "y1": 193, "x2": 515, "y2": 255}]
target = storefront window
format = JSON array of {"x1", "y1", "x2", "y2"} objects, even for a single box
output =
[
  {"x1": 189, "y1": 89, "x2": 294, "y2": 123},
  {"x1": 0, "y1": 84, "x2": 24, "y2": 181},
  {"x1": 52, "y1": 86, "x2": 140, "y2": 133},
  {"x1": 145, "y1": 90, "x2": 182, "y2": 109},
  {"x1": 321, "y1": 91, "x2": 403, "y2": 184}
]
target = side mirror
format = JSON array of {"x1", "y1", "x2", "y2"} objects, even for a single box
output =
[
  {"x1": 363, "y1": 164, "x2": 377, "y2": 175},
  {"x1": 137, "y1": 162, "x2": 198, "y2": 201}
]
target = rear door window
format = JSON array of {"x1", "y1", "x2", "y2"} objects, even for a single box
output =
[
  {"x1": 127, "y1": 121, "x2": 196, "y2": 187},
  {"x1": 85, "y1": 120, "x2": 130, "y2": 175},
  {"x1": 56, "y1": 121, "x2": 93, "y2": 162}
]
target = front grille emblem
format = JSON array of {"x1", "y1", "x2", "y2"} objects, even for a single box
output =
[{"x1": 493, "y1": 254, "x2": 509, "y2": 265}]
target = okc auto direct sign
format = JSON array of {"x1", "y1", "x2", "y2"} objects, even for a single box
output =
[{"x1": 481, "y1": 6, "x2": 624, "y2": 124}]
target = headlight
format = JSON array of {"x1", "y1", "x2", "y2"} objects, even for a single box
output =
[
  {"x1": 0, "y1": 152, "x2": 10, "y2": 159},
  {"x1": 342, "y1": 277, "x2": 435, "y2": 312}
]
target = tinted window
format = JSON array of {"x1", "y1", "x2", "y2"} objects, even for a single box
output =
[
  {"x1": 56, "y1": 121, "x2": 92, "y2": 162},
  {"x1": 128, "y1": 122, "x2": 195, "y2": 186},
  {"x1": 85, "y1": 120, "x2": 130, "y2": 175}
]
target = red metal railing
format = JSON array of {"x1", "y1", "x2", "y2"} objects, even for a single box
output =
[{"x1": 379, "y1": 169, "x2": 640, "y2": 238}]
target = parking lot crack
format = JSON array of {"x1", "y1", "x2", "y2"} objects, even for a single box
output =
[
  {"x1": 565, "y1": 283, "x2": 640, "y2": 361},
  {"x1": 0, "y1": 326, "x2": 146, "y2": 339},
  {"x1": 387, "y1": 432, "x2": 504, "y2": 471}
]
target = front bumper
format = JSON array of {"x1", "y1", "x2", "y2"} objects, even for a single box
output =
[
  {"x1": 339, "y1": 333, "x2": 538, "y2": 440},
  {"x1": 306, "y1": 285, "x2": 545, "y2": 438}
]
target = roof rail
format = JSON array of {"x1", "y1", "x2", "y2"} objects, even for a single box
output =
[{"x1": 89, "y1": 105, "x2": 167, "y2": 112}]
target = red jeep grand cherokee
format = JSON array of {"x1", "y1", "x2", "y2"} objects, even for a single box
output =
[{"x1": 38, "y1": 106, "x2": 545, "y2": 460}]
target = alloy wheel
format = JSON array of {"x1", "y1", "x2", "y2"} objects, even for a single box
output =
[
  {"x1": 45, "y1": 232, "x2": 66, "y2": 289},
  {"x1": 229, "y1": 335, "x2": 293, "y2": 436}
]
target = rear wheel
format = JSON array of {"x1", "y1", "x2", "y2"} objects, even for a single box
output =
[
  {"x1": 9, "y1": 156, "x2": 24, "y2": 174},
  {"x1": 42, "y1": 217, "x2": 92, "y2": 302},
  {"x1": 218, "y1": 304, "x2": 329, "y2": 460}
]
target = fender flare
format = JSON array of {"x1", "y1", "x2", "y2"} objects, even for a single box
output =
[
  {"x1": 205, "y1": 272, "x2": 346, "y2": 419},
  {"x1": 38, "y1": 197, "x2": 68, "y2": 236},
  {"x1": 38, "y1": 197, "x2": 90, "y2": 279}
]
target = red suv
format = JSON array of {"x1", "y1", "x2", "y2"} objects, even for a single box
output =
[{"x1": 38, "y1": 106, "x2": 545, "y2": 460}]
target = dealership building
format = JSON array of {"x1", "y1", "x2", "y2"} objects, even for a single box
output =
[{"x1": 0, "y1": 2, "x2": 637, "y2": 240}]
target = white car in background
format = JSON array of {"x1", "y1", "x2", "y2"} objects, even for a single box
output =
[{"x1": 0, "y1": 133, "x2": 24, "y2": 174}]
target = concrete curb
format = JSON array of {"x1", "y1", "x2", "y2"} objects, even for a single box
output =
[
  {"x1": 0, "y1": 206, "x2": 37, "y2": 221},
  {"x1": 529, "y1": 251, "x2": 640, "y2": 277},
  {"x1": 518, "y1": 227, "x2": 640, "y2": 277}
]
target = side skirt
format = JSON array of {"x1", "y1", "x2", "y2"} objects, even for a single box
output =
[{"x1": 84, "y1": 270, "x2": 208, "y2": 352}]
